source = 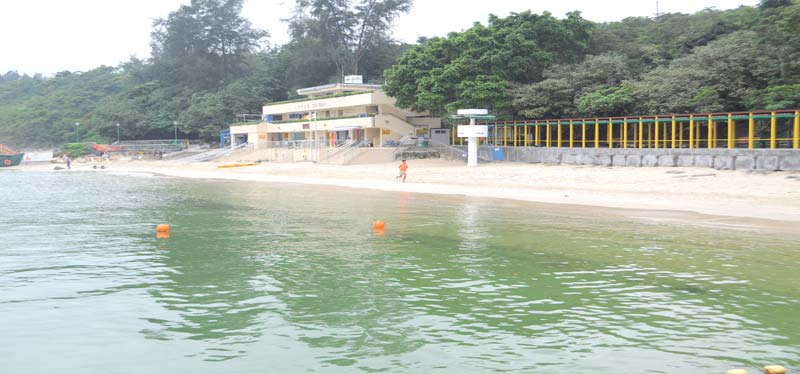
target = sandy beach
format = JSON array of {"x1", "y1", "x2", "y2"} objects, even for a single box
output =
[{"x1": 16, "y1": 158, "x2": 800, "y2": 232}]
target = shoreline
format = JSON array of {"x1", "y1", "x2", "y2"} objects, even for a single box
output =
[{"x1": 13, "y1": 159, "x2": 800, "y2": 233}]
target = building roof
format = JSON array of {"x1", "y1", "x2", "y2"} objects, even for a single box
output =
[{"x1": 297, "y1": 83, "x2": 383, "y2": 96}]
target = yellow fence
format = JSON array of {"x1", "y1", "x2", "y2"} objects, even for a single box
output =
[{"x1": 451, "y1": 110, "x2": 800, "y2": 150}]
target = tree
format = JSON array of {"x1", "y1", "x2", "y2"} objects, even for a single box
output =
[
  {"x1": 384, "y1": 11, "x2": 593, "y2": 115},
  {"x1": 631, "y1": 30, "x2": 779, "y2": 113},
  {"x1": 288, "y1": 0, "x2": 412, "y2": 78},
  {"x1": 150, "y1": 0, "x2": 268, "y2": 89},
  {"x1": 511, "y1": 54, "x2": 637, "y2": 118}
]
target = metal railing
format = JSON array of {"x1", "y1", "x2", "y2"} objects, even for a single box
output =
[
  {"x1": 112, "y1": 139, "x2": 190, "y2": 154},
  {"x1": 452, "y1": 110, "x2": 800, "y2": 150},
  {"x1": 338, "y1": 140, "x2": 370, "y2": 165},
  {"x1": 257, "y1": 140, "x2": 325, "y2": 149},
  {"x1": 318, "y1": 140, "x2": 372, "y2": 164},
  {"x1": 428, "y1": 140, "x2": 493, "y2": 163}
]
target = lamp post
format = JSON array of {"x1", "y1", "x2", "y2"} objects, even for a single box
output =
[
  {"x1": 173, "y1": 121, "x2": 178, "y2": 144},
  {"x1": 75, "y1": 122, "x2": 80, "y2": 143},
  {"x1": 116, "y1": 123, "x2": 120, "y2": 144}
]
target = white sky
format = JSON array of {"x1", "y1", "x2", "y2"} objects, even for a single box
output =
[{"x1": 1, "y1": 0, "x2": 758, "y2": 76}]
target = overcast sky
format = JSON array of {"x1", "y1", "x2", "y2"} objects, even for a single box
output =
[{"x1": 1, "y1": 0, "x2": 758, "y2": 76}]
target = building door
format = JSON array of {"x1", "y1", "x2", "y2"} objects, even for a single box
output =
[{"x1": 335, "y1": 130, "x2": 349, "y2": 145}]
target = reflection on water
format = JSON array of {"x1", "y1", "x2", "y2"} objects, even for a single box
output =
[{"x1": 1, "y1": 171, "x2": 798, "y2": 373}]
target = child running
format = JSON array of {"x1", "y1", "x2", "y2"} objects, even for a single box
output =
[{"x1": 396, "y1": 159, "x2": 408, "y2": 182}]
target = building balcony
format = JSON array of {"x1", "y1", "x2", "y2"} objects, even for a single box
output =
[
  {"x1": 262, "y1": 91, "x2": 394, "y2": 116},
  {"x1": 266, "y1": 115, "x2": 377, "y2": 133}
]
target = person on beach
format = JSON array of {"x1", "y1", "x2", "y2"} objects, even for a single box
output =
[
  {"x1": 396, "y1": 160, "x2": 408, "y2": 182},
  {"x1": 63, "y1": 154, "x2": 71, "y2": 170}
]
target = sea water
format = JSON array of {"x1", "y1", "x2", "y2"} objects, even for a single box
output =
[{"x1": 1, "y1": 171, "x2": 798, "y2": 373}]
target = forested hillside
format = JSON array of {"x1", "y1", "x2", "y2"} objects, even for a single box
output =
[
  {"x1": 386, "y1": 0, "x2": 800, "y2": 118},
  {"x1": 1, "y1": 0, "x2": 798, "y2": 146}
]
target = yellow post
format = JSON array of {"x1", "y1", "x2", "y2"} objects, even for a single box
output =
[
  {"x1": 524, "y1": 123, "x2": 528, "y2": 147},
  {"x1": 689, "y1": 114, "x2": 694, "y2": 149},
  {"x1": 696, "y1": 117, "x2": 701, "y2": 148},
  {"x1": 514, "y1": 122, "x2": 518, "y2": 147},
  {"x1": 594, "y1": 119, "x2": 600, "y2": 149},
  {"x1": 452, "y1": 125, "x2": 456, "y2": 145},
  {"x1": 727, "y1": 113, "x2": 734, "y2": 149},
  {"x1": 582, "y1": 121, "x2": 586, "y2": 148},
  {"x1": 557, "y1": 120, "x2": 562, "y2": 147},
  {"x1": 622, "y1": 118, "x2": 628, "y2": 149},
  {"x1": 638, "y1": 117, "x2": 643, "y2": 149},
  {"x1": 707, "y1": 114, "x2": 713, "y2": 149},
  {"x1": 654, "y1": 115, "x2": 659, "y2": 149},
  {"x1": 794, "y1": 110, "x2": 799, "y2": 149},
  {"x1": 546, "y1": 121, "x2": 551, "y2": 148},
  {"x1": 712, "y1": 118, "x2": 717, "y2": 148},
  {"x1": 671, "y1": 116, "x2": 676, "y2": 149},
  {"x1": 607, "y1": 118, "x2": 613, "y2": 149},
  {"x1": 747, "y1": 113, "x2": 754, "y2": 149},
  {"x1": 770, "y1": 111, "x2": 777, "y2": 149},
  {"x1": 569, "y1": 120, "x2": 574, "y2": 148},
  {"x1": 535, "y1": 122, "x2": 540, "y2": 146}
]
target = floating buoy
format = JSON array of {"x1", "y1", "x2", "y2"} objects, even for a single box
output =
[
  {"x1": 156, "y1": 224, "x2": 170, "y2": 239},
  {"x1": 373, "y1": 221, "x2": 385, "y2": 230},
  {"x1": 726, "y1": 369, "x2": 748, "y2": 374},
  {"x1": 763, "y1": 365, "x2": 786, "y2": 374}
]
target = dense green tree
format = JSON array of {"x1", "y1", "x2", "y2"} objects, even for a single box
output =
[
  {"x1": 631, "y1": 30, "x2": 780, "y2": 113},
  {"x1": 384, "y1": 11, "x2": 594, "y2": 115},
  {"x1": 288, "y1": 0, "x2": 412, "y2": 78},
  {"x1": 150, "y1": 0, "x2": 268, "y2": 89},
  {"x1": 511, "y1": 54, "x2": 636, "y2": 118}
]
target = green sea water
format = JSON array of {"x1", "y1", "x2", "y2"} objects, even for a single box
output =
[{"x1": 1, "y1": 171, "x2": 798, "y2": 373}]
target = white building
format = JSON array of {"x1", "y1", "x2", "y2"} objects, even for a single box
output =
[{"x1": 229, "y1": 80, "x2": 440, "y2": 149}]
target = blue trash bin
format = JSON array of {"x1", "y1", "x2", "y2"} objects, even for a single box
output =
[{"x1": 493, "y1": 147, "x2": 504, "y2": 161}]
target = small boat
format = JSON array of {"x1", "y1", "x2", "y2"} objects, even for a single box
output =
[{"x1": 0, "y1": 144, "x2": 24, "y2": 167}]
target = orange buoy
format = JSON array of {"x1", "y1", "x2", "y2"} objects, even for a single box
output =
[
  {"x1": 764, "y1": 366, "x2": 786, "y2": 374},
  {"x1": 156, "y1": 224, "x2": 170, "y2": 239},
  {"x1": 373, "y1": 221, "x2": 385, "y2": 230}
]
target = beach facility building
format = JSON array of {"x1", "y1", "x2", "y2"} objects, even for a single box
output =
[{"x1": 229, "y1": 77, "x2": 440, "y2": 157}]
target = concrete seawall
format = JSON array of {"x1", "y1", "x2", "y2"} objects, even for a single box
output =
[{"x1": 469, "y1": 146, "x2": 800, "y2": 171}]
